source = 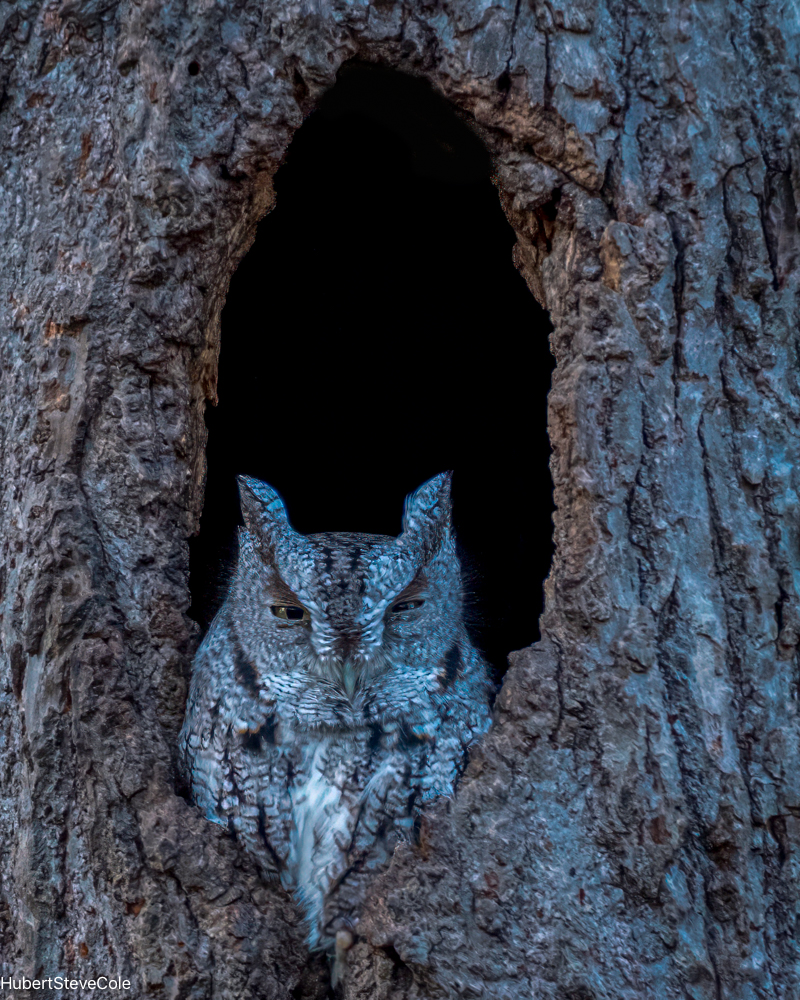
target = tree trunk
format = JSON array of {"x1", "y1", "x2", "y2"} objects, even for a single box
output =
[{"x1": 1, "y1": 1, "x2": 798, "y2": 998}]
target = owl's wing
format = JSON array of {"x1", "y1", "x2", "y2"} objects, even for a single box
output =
[{"x1": 180, "y1": 628, "x2": 292, "y2": 879}]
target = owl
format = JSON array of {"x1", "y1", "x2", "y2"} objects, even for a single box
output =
[{"x1": 179, "y1": 471, "x2": 493, "y2": 956}]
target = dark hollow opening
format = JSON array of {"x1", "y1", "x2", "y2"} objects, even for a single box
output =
[{"x1": 189, "y1": 61, "x2": 555, "y2": 683}]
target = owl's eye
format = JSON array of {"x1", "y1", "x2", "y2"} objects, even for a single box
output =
[
  {"x1": 391, "y1": 599, "x2": 424, "y2": 614},
  {"x1": 271, "y1": 605, "x2": 310, "y2": 622}
]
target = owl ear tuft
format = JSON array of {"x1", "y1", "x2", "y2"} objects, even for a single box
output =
[
  {"x1": 237, "y1": 476, "x2": 291, "y2": 539},
  {"x1": 400, "y1": 471, "x2": 453, "y2": 558}
]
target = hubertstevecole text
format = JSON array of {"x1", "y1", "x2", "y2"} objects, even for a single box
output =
[{"x1": 0, "y1": 978, "x2": 132, "y2": 990}]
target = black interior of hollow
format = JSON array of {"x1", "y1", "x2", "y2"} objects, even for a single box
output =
[{"x1": 189, "y1": 62, "x2": 555, "y2": 683}]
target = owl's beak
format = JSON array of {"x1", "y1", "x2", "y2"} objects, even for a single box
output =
[{"x1": 332, "y1": 631, "x2": 363, "y2": 698}]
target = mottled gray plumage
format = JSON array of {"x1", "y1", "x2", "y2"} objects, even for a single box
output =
[{"x1": 179, "y1": 472, "x2": 492, "y2": 952}]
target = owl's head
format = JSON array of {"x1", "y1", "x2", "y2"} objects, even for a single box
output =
[{"x1": 228, "y1": 472, "x2": 464, "y2": 696}]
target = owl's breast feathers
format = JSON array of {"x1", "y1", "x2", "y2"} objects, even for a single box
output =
[{"x1": 180, "y1": 628, "x2": 490, "y2": 949}]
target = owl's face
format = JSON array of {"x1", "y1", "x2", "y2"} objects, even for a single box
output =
[{"x1": 227, "y1": 473, "x2": 463, "y2": 697}]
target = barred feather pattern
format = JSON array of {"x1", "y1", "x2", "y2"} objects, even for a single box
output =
[{"x1": 179, "y1": 472, "x2": 493, "y2": 951}]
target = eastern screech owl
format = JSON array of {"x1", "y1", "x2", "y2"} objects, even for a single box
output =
[{"x1": 179, "y1": 471, "x2": 492, "y2": 952}]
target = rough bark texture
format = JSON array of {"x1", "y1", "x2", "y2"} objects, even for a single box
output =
[{"x1": 1, "y1": 0, "x2": 799, "y2": 997}]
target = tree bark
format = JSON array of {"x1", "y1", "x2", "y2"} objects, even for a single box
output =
[{"x1": 1, "y1": 0, "x2": 799, "y2": 998}]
